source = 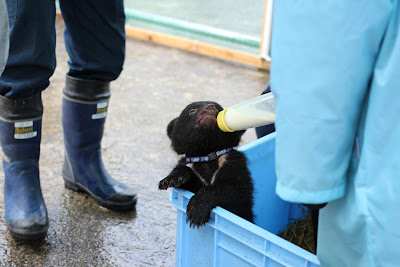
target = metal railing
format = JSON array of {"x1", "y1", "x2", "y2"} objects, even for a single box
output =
[{"x1": 125, "y1": 9, "x2": 261, "y2": 49}]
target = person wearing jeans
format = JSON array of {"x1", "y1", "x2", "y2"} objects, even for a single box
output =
[{"x1": 0, "y1": 0, "x2": 137, "y2": 240}]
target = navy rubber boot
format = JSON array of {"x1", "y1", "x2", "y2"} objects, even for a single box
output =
[
  {"x1": 62, "y1": 75, "x2": 137, "y2": 211},
  {"x1": 0, "y1": 93, "x2": 48, "y2": 240}
]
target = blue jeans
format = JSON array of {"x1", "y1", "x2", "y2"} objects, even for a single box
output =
[{"x1": 1, "y1": 0, "x2": 125, "y2": 99}]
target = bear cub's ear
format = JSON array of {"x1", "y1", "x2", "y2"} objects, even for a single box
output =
[{"x1": 167, "y1": 118, "x2": 177, "y2": 140}]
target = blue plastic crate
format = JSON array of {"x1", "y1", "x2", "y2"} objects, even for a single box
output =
[{"x1": 170, "y1": 133, "x2": 321, "y2": 267}]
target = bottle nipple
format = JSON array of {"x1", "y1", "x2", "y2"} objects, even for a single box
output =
[{"x1": 217, "y1": 109, "x2": 234, "y2": 132}]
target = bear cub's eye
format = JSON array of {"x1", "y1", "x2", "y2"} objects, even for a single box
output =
[{"x1": 189, "y1": 109, "x2": 197, "y2": 115}]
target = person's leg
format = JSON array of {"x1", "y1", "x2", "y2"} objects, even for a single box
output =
[
  {"x1": 60, "y1": 0, "x2": 125, "y2": 81},
  {"x1": 59, "y1": 0, "x2": 137, "y2": 211},
  {"x1": 0, "y1": 0, "x2": 55, "y2": 239},
  {"x1": 0, "y1": 0, "x2": 55, "y2": 98}
]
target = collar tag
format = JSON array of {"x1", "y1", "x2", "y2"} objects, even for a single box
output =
[{"x1": 185, "y1": 148, "x2": 233, "y2": 164}]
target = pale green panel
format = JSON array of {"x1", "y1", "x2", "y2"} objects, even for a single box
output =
[{"x1": 124, "y1": 0, "x2": 265, "y2": 54}]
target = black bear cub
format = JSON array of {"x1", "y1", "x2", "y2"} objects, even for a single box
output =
[{"x1": 159, "y1": 101, "x2": 254, "y2": 227}]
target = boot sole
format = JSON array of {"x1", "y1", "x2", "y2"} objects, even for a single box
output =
[
  {"x1": 63, "y1": 177, "x2": 137, "y2": 212},
  {"x1": 7, "y1": 224, "x2": 48, "y2": 240}
]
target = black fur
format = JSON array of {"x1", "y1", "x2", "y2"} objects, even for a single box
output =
[{"x1": 159, "y1": 101, "x2": 254, "y2": 227}]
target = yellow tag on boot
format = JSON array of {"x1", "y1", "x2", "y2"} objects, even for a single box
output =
[
  {"x1": 14, "y1": 121, "x2": 37, "y2": 139},
  {"x1": 92, "y1": 102, "x2": 108, "y2": 120}
]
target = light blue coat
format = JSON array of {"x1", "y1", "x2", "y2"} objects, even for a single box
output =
[
  {"x1": 0, "y1": 0, "x2": 9, "y2": 77},
  {"x1": 271, "y1": 1, "x2": 400, "y2": 266}
]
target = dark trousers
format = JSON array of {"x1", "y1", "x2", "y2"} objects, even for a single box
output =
[{"x1": 1, "y1": 0, "x2": 125, "y2": 99}]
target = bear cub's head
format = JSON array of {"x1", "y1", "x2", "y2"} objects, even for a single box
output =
[{"x1": 167, "y1": 101, "x2": 245, "y2": 156}]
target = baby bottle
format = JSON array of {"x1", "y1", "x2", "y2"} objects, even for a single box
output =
[{"x1": 217, "y1": 92, "x2": 276, "y2": 132}]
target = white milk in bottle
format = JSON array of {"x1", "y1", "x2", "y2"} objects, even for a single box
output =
[{"x1": 217, "y1": 92, "x2": 276, "y2": 132}]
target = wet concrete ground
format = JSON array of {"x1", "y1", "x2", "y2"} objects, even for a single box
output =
[{"x1": 0, "y1": 21, "x2": 269, "y2": 266}]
